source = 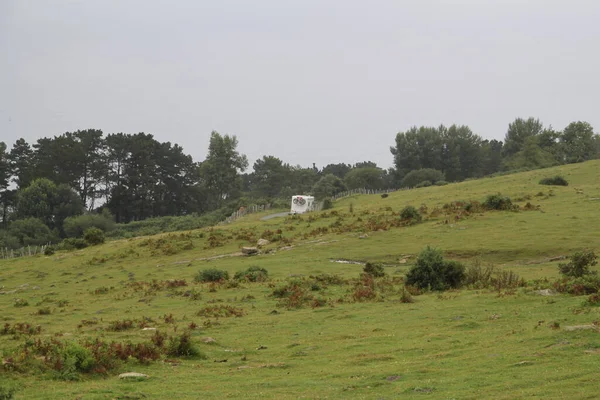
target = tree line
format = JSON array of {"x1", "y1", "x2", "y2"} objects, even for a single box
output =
[{"x1": 0, "y1": 117, "x2": 598, "y2": 248}]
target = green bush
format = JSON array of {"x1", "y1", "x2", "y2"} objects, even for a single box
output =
[
  {"x1": 0, "y1": 230, "x2": 20, "y2": 250},
  {"x1": 63, "y1": 211, "x2": 116, "y2": 238},
  {"x1": 44, "y1": 245, "x2": 56, "y2": 256},
  {"x1": 363, "y1": 262, "x2": 385, "y2": 278},
  {"x1": 405, "y1": 246, "x2": 465, "y2": 290},
  {"x1": 558, "y1": 250, "x2": 598, "y2": 278},
  {"x1": 8, "y1": 218, "x2": 59, "y2": 247},
  {"x1": 539, "y1": 176, "x2": 568, "y2": 186},
  {"x1": 483, "y1": 193, "x2": 514, "y2": 210},
  {"x1": 195, "y1": 268, "x2": 229, "y2": 283},
  {"x1": 415, "y1": 180, "x2": 432, "y2": 188},
  {"x1": 83, "y1": 227, "x2": 105, "y2": 246},
  {"x1": 322, "y1": 198, "x2": 333, "y2": 210},
  {"x1": 435, "y1": 180, "x2": 448, "y2": 186},
  {"x1": 399, "y1": 206, "x2": 422, "y2": 223},
  {"x1": 401, "y1": 169, "x2": 445, "y2": 188},
  {"x1": 0, "y1": 383, "x2": 16, "y2": 400},
  {"x1": 553, "y1": 274, "x2": 600, "y2": 295},
  {"x1": 59, "y1": 238, "x2": 88, "y2": 250},
  {"x1": 234, "y1": 266, "x2": 269, "y2": 282},
  {"x1": 166, "y1": 330, "x2": 202, "y2": 357}
]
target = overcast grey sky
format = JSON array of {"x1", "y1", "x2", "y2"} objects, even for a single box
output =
[{"x1": 1, "y1": 0, "x2": 599, "y2": 169}]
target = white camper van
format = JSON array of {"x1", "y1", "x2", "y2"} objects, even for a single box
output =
[{"x1": 290, "y1": 195, "x2": 314, "y2": 214}]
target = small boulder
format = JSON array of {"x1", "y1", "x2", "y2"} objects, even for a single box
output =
[
  {"x1": 257, "y1": 238, "x2": 270, "y2": 247},
  {"x1": 534, "y1": 289, "x2": 556, "y2": 296},
  {"x1": 119, "y1": 372, "x2": 149, "y2": 379},
  {"x1": 564, "y1": 325, "x2": 599, "y2": 332},
  {"x1": 141, "y1": 327, "x2": 157, "y2": 331},
  {"x1": 241, "y1": 247, "x2": 259, "y2": 256}
]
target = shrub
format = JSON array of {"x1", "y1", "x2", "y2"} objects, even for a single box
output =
[
  {"x1": 0, "y1": 231, "x2": 20, "y2": 250},
  {"x1": 415, "y1": 180, "x2": 432, "y2": 188},
  {"x1": 399, "y1": 286, "x2": 414, "y2": 303},
  {"x1": 401, "y1": 169, "x2": 445, "y2": 188},
  {"x1": 553, "y1": 275, "x2": 600, "y2": 295},
  {"x1": 63, "y1": 211, "x2": 116, "y2": 238},
  {"x1": 363, "y1": 262, "x2": 385, "y2": 278},
  {"x1": 83, "y1": 228, "x2": 105, "y2": 246},
  {"x1": 166, "y1": 330, "x2": 201, "y2": 357},
  {"x1": 558, "y1": 250, "x2": 598, "y2": 278},
  {"x1": 539, "y1": 176, "x2": 568, "y2": 186},
  {"x1": 194, "y1": 268, "x2": 229, "y2": 283},
  {"x1": 312, "y1": 174, "x2": 347, "y2": 199},
  {"x1": 13, "y1": 299, "x2": 29, "y2": 307},
  {"x1": 435, "y1": 180, "x2": 448, "y2": 186},
  {"x1": 44, "y1": 245, "x2": 56, "y2": 256},
  {"x1": 8, "y1": 218, "x2": 59, "y2": 247},
  {"x1": 483, "y1": 193, "x2": 514, "y2": 211},
  {"x1": 405, "y1": 246, "x2": 465, "y2": 290},
  {"x1": 59, "y1": 238, "x2": 88, "y2": 250},
  {"x1": 399, "y1": 206, "x2": 422, "y2": 223},
  {"x1": 352, "y1": 274, "x2": 378, "y2": 302},
  {"x1": 381, "y1": 193, "x2": 389, "y2": 199},
  {"x1": 234, "y1": 266, "x2": 269, "y2": 282},
  {"x1": 322, "y1": 198, "x2": 333, "y2": 210},
  {"x1": 0, "y1": 383, "x2": 16, "y2": 400}
]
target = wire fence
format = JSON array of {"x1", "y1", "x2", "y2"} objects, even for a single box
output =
[
  {"x1": 0, "y1": 244, "x2": 50, "y2": 260},
  {"x1": 331, "y1": 188, "x2": 399, "y2": 201},
  {"x1": 219, "y1": 188, "x2": 401, "y2": 225},
  {"x1": 219, "y1": 204, "x2": 273, "y2": 225}
]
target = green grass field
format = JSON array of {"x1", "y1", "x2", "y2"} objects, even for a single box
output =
[{"x1": 1, "y1": 161, "x2": 599, "y2": 399}]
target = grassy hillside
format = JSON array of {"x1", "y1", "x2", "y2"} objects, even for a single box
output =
[{"x1": 1, "y1": 161, "x2": 599, "y2": 399}]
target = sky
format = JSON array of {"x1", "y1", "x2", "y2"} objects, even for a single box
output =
[{"x1": 1, "y1": 0, "x2": 599, "y2": 170}]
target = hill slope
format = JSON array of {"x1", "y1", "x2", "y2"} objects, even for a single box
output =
[{"x1": 1, "y1": 161, "x2": 599, "y2": 399}]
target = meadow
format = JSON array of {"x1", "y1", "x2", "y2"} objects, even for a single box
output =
[{"x1": 1, "y1": 160, "x2": 599, "y2": 399}]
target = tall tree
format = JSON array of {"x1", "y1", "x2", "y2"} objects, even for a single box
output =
[
  {"x1": 199, "y1": 132, "x2": 248, "y2": 209},
  {"x1": 441, "y1": 125, "x2": 483, "y2": 181},
  {"x1": 251, "y1": 156, "x2": 287, "y2": 198},
  {"x1": 9, "y1": 138, "x2": 35, "y2": 189},
  {"x1": 321, "y1": 163, "x2": 351, "y2": 179},
  {"x1": 503, "y1": 117, "x2": 544, "y2": 157},
  {"x1": 503, "y1": 136, "x2": 557, "y2": 170},
  {"x1": 480, "y1": 139, "x2": 503, "y2": 176},
  {"x1": 72, "y1": 129, "x2": 106, "y2": 208},
  {"x1": 344, "y1": 167, "x2": 384, "y2": 190},
  {"x1": 560, "y1": 121, "x2": 596, "y2": 163},
  {"x1": 104, "y1": 133, "x2": 131, "y2": 222},
  {"x1": 0, "y1": 142, "x2": 12, "y2": 227},
  {"x1": 15, "y1": 178, "x2": 84, "y2": 233},
  {"x1": 390, "y1": 126, "x2": 443, "y2": 180},
  {"x1": 312, "y1": 174, "x2": 346, "y2": 199}
]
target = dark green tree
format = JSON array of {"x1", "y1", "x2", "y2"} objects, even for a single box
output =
[
  {"x1": 312, "y1": 174, "x2": 346, "y2": 199},
  {"x1": 503, "y1": 136, "x2": 557, "y2": 170},
  {"x1": 0, "y1": 142, "x2": 12, "y2": 227},
  {"x1": 503, "y1": 117, "x2": 544, "y2": 157},
  {"x1": 344, "y1": 167, "x2": 384, "y2": 190},
  {"x1": 15, "y1": 178, "x2": 84, "y2": 233},
  {"x1": 9, "y1": 138, "x2": 35, "y2": 188},
  {"x1": 480, "y1": 139, "x2": 504, "y2": 176},
  {"x1": 321, "y1": 163, "x2": 351, "y2": 179},
  {"x1": 8, "y1": 218, "x2": 59, "y2": 246},
  {"x1": 199, "y1": 132, "x2": 248, "y2": 209},
  {"x1": 251, "y1": 156, "x2": 287, "y2": 198},
  {"x1": 560, "y1": 121, "x2": 596, "y2": 163}
]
